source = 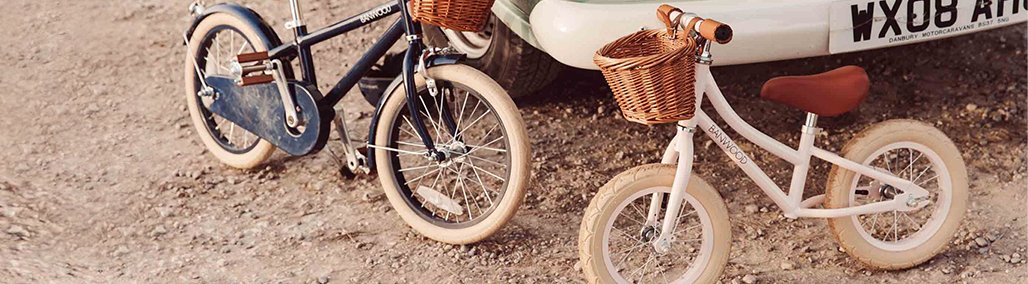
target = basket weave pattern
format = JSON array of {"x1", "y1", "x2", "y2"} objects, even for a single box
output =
[
  {"x1": 594, "y1": 28, "x2": 697, "y2": 125},
  {"x1": 410, "y1": 0, "x2": 494, "y2": 32}
]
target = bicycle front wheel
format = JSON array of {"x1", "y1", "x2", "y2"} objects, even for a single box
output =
[
  {"x1": 373, "y1": 64, "x2": 530, "y2": 244},
  {"x1": 579, "y1": 164, "x2": 731, "y2": 284}
]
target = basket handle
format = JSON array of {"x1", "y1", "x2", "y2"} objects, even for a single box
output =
[{"x1": 656, "y1": 4, "x2": 684, "y2": 38}]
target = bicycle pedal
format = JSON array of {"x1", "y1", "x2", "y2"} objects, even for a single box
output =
[
  {"x1": 240, "y1": 74, "x2": 274, "y2": 86},
  {"x1": 236, "y1": 51, "x2": 269, "y2": 63}
]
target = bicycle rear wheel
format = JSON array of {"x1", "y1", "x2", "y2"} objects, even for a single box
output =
[
  {"x1": 373, "y1": 64, "x2": 530, "y2": 244},
  {"x1": 826, "y1": 119, "x2": 968, "y2": 270},
  {"x1": 184, "y1": 13, "x2": 275, "y2": 169}
]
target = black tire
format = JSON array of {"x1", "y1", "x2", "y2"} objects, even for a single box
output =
[{"x1": 423, "y1": 15, "x2": 562, "y2": 98}]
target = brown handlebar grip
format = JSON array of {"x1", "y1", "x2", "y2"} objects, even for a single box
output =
[
  {"x1": 656, "y1": 4, "x2": 683, "y2": 33},
  {"x1": 699, "y1": 19, "x2": 733, "y2": 44}
]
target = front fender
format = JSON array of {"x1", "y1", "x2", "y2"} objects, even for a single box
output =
[{"x1": 365, "y1": 55, "x2": 467, "y2": 171}]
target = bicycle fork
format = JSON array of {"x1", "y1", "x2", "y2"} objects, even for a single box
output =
[{"x1": 647, "y1": 120, "x2": 699, "y2": 254}]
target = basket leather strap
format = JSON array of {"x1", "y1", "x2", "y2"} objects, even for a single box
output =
[
  {"x1": 656, "y1": 4, "x2": 684, "y2": 37},
  {"x1": 685, "y1": 17, "x2": 701, "y2": 36}
]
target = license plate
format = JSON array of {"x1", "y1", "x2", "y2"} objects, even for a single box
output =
[{"x1": 829, "y1": 0, "x2": 1028, "y2": 53}]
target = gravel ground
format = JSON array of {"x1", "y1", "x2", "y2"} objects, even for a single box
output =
[{"x1": 0, "y1": 0, "x2": 1025, "y2": 283}]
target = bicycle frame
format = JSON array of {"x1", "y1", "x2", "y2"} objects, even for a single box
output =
[
  {"x1": 261, "y1": 0, "x2": 449, "y2": 158},
  {"x1": 646, "y1": 64, "x2": 933, "y2": 249}
]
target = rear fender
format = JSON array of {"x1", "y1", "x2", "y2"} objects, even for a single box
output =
[{"x1": 184, "y1": 3, "x2": 293, "y2": 77}]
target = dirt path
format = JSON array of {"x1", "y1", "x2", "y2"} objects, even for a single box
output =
[{"x1": 0, "y1": 0, "x2": 1025, "y2": 283}]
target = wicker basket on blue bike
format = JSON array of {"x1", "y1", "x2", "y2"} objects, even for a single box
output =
[{"x1": 409, "y1": 0, "x2": 494, "y2": 31}]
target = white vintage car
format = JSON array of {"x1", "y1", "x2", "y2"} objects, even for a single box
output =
[{"x1": 422, "y1": 0, "x2": 1027, "y2": 97}]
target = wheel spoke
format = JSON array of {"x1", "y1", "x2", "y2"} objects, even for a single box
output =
[
  {"x1": 457, "y1": 163, "x2": 485, "y2": 216},
  {"x1": 659, "y1": 263, "x2": 670, "y2": 284},
  {"x1": 228, "y1": 123, "x2": 236, "y2": 144},
  {"x1": 455, "y1": 90, "x2": 471, "y2": 132},
  {"x1": 900, "y1": 150, "x2": 922, "y2": 180},
  {"x1": 916, "y1": 174, "x2": 939, "y2": 186},
  {"x1": 395, "y1": 140, "x2": 426, "y2": 148},
  {"x1": 399, "y1": 164, "x2": 436, "y2": 173},
  {"x1": 237, "y1": 40, "x2": 250, "y2": 54},
  {"x1": 614, "y1": 241, "x2": 650, "y2": 267},
  {"x1": 459, "y1": 109, "x2": 492, "y2": 135},
  {"x1": 911, "y1": 164, "x2": 933, "y2": 184},
  {"x1": 612, "y1": 227, "x2": 645, "y2": 244},
  {"x1": 864, "y1": 197, "x2": 883, "y2": 232},
  {"x1": 629, "y1": 254, "x2": 656, "y2": 280},
  {"x1": 673, "y1": 222, "x2": 700, "y2": 239},
  {"x1": 465, "y1": 162, "x2": 505, "y2": 182},
  {"x1": 901, "y1": 212, "x2": 921, "y2": 230},
  {"x1": 460, "y1": 99, "x2": 482, "y2": 134},
  {"x1": 403, "y1": 168, "x2": 441, "y2": 185},
  {"x1": 420, "y1": 110, "x2": 449, "y2": 141},
  {"x1": 884, "y1": 151, "x2": 893, "y2": 173},
  {"x1": 417, "y1": 96, "x2": 444, "y2": 141},
  {"x1": 464, "y1": 158, "x2": 495, "y2": 206},
  {"x1": 369, "y1": 144, "x2": 424, "y2": 155},
  {"x1": 464, "y1": 154, "x2": 504, "y2": 168},
  {"x1": 457, "y1": 165, "x2": 475, "y2": 219},
  {"x1": 467, "y1": 121, "x2": 500, "y2": 146},
  {"x1": 627, "y1": 203, "x2": 650, "y2": 226},
  {"x1": 436, "y1": 89, "x2": 448, "y2": 142},
  {"x1": 464, "y1": 136, "x2": 506, "y2": 155},
  {"x1": 892, "y1": 210, "x2": 899, "y2": 242}
]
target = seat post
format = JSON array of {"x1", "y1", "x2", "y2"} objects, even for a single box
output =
[
  {"x1": 804, "y1": 112, "x2": 819, "y2": 129},
  {"x1": 801, "y1": 112, "x2": 819, "y2": 146},
  {"x1": 288, "y1": 0, "x2": 305, "y2": 28},
  {"x1": 799, "y1": 112, "x2": 819, "y2": 155},
  {"x1": 787, "y1": 112, "x2": 820, "y2": 205}
]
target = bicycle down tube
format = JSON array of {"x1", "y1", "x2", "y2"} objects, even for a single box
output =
[{"x1": 265, "y1": 0, "x2": 441, "y2": 154}]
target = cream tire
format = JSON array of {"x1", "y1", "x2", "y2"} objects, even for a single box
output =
[
  {"x1": 579, "y1": 164, "x2": 731, "y2": 284},
  {"x1": 374, "y1": 64, "x2": 530, "y2": 244},
  {"x1": 826, "y1": 119, "x2": 968, "y2": 270},
  {"x1": 184, "y1": 13, "x2": 275, "y2": 169}
]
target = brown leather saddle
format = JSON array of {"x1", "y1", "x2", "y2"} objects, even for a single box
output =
[{"x1": 760, "y1": 66, "x2": 870, "y2": 117}]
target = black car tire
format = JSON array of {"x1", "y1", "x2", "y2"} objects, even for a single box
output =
[{"x1": 423, "y1": 15, "x2": 563, "y2": 98}]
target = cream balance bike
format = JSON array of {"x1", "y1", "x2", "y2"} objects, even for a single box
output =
[{"x1": 578, "y1": 5, "x2": 968, "y2": 283}]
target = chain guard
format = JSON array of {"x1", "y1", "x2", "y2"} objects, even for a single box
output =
[{"x1": 206, "y1": 75, "x2": 331, "y2": 156}]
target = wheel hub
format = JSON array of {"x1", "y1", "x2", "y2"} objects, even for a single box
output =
[
  {"x1": 639, "y1": 226, "x2": 658, "y2": 243},
  {"x1": 879, "y1": 184, "x2": 900, "y2": 199},
  {"x1": 434, "y1": 141, "x2": 468, "y2": 167},
  {"x1": 229, "y1": 60, "x2": 243, "y2": 79}
]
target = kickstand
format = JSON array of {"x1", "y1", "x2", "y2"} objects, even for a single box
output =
[{"x1": 332, "y1": 107, "x2": 370, "y2": 178}]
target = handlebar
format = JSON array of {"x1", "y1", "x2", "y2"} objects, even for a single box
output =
[{"x1": 656, "y1": 4, "x2": 732, "y2": 44}]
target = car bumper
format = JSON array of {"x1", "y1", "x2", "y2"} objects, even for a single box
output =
[{"x1": 529, "y1": 0, "x2": 835, "y2": 69}]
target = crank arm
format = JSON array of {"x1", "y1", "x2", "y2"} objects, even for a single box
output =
[
  {"x1": 232, "y1": 51, "x2": 302, "y2": 129},
  {"x1": 269, "y1": 59, "x2": 301, "y2": 128}
]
